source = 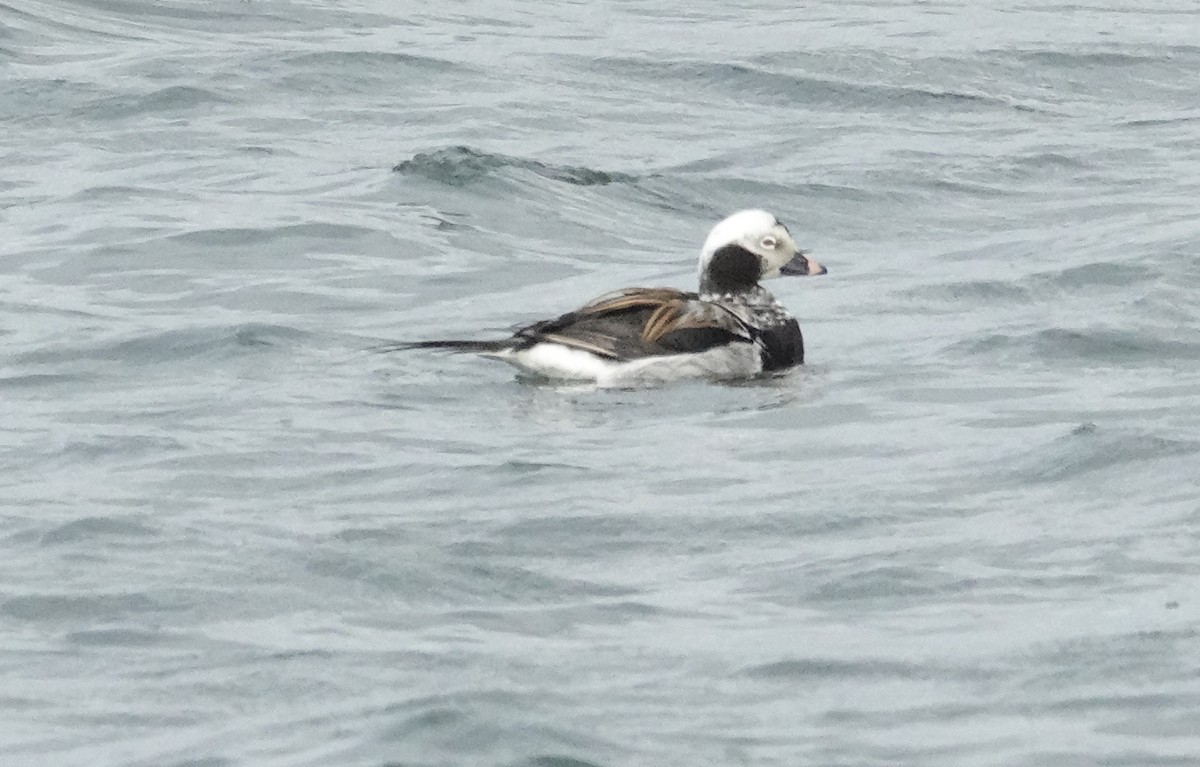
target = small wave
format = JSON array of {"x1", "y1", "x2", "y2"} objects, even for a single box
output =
[
  {"x1": 743, "y1": 657, "x2": 994, "y2": 682},
  {"x1": 909, "y1": 261, "x2": 1150, "y2": 309},
  {"x1": 494, "y1": 459, "x2": 589, "y2": 476},
  {"x1": 333, "y1": 526, "x2": 409, "y2": 544},
  {"x1": 1038, "y1": 261, "x2": 1154, "y2": 289},
  {"x1": 1011, "y1": 423, "x2": 1200, "y2": 483},
  {"x1": 994, "y1": 151, "x2": 1093, "y2": 181},
  {"x1": 285, "y1": 49, "x2": 462, "y2": 74},
  {"x1": 169, "y1": 222, "x2": 376, "y2": 246},
  {"x1": 803, "y1": 564, "x2": 978, "y2": 603},
  {"x1": 576, "y1": 56, "x2": 1037, "y2": 113},
  {"x1": 1119, "y1": 112, "x2": 1200, "y2": 129},
  {"x1": 83, "y1": 84, "x2": 232, "y2": 120},
  {"x1": 375, "y1": 691, "x2": 613, "y2": 763},
  {"x1": 518, "y1": 757, "x2": 607, "y2": 767},
  {"x1": 999, "y1": 47, "x2": 1200, "y2": 69},
  {"x1": 744, "y1": 657, "x2": 922, "y2": 680},
  {"x1": 41, "y1": 515, "x2": 159, "y2": 545},
  {"x1": 961, "y1": 326, "x2": 1200, "y2": 365},
  {"x1": 64, "y1": 627, "x2": 180, "y2": 647},
  {"x1": 0, "y1": 1, "x2": 148, "y2": 50},
  {"x1": 0, "y1": 372, "x2": 90, "y2": 389},
  {"x1": 0, "y1": 77, "x2": 109, "y2": 125},
  {"x1": 14, "y1": 323, "x2": 307, "y2": 367},
  {"x1": 63, "y1": 184, "x2": 195, "y2": 205},
  {"x1": 393, "y1": 146, "x2": 638, "y2": 187},
  {"x1": 905, "y1": 279, "x2": 1033, "y2": 306},
  {"x1": 1008, "y1": 152, "x2": 1089, "y2": 169},
  {"x1": 307, "y1": 551, "x2": 631, "y2": 604},
  {"x1": 1, "y1": 0, "x2": 307, "y2": 49},
  {"x1": 1, "y1": 591, "x2": 169, "y2": 622},
  {"x1": 269, "y1": 50, "x2": 467, "y2": 96}
]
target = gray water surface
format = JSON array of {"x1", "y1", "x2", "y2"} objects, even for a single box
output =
[{"x1": 3, "y1": 1, "x2": 1200, "y2": 765}]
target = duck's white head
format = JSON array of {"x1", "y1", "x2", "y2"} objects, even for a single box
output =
[{"x1": 697, "y1": 209, "x2": 826, "y2": 296}]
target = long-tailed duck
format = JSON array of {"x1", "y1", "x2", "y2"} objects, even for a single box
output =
[{"x1": 386, "y1": 210, "x2": 827, "y2": 384}]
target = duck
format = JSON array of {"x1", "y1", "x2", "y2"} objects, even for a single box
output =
[{"x1": 385, "y1": 209, "x2": 827, "y2": 385}]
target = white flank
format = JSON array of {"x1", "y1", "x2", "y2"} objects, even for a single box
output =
[
  {"x1": 495, "y1": 343, "x2": 615, "y2": 381},
  {"x1": 493, "y1": 342, "x2": 762, "y2": 386}
]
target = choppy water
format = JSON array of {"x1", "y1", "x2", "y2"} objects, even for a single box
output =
[{"x1": 4, "y1": 1, "x2": 1200, "y2": 765}]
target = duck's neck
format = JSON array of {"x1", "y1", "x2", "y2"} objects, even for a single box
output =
[
  {"x1": 701, "y1": 285, "x2": 795, "y2": 329},
  {"x1": 699, "y1": 284, "x2": 776, "y2": 306}
]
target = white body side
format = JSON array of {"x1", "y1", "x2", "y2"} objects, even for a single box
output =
[{"x1": 491, "y1": 342, "x2": 763, "y2": 386}]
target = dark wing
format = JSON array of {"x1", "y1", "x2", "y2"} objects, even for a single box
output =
[{"x1": 512, "y1": 287, "x2": 755, "y2": 360}]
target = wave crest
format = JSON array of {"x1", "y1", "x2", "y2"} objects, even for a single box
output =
[{"x1": 393, "y1": 146, "x2": 637, "y2": 187}]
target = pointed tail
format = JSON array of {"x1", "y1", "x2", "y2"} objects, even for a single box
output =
[{"x1": 373, "y1": 339, "x2": 513, "y2": 354}]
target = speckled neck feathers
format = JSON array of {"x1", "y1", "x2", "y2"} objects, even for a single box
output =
[{"x1": 699, "y1": 285, "x2": 794, "y2": 329}]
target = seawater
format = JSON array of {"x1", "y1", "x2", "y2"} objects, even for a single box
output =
[{"x1": 2, "y1": 1, "x2": 1199, "y2": 765}]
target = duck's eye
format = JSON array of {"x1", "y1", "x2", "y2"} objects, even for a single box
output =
[{"x1": 760, "y1": 236, "x2": 778, "y2": 249}]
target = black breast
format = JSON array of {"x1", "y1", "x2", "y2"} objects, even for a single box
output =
[{"x1": 757, "y1": 319, "x2": 804, "y2": 370}]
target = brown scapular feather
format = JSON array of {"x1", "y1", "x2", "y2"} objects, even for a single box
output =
[
  {"x1": 537, "y1": 332, "x2": 617, "y2": 358},
  {"x1": 498, "y1": 287, "x2": 753, "y2": 361},
  {"x1": 641, "y1": 301, "x2": 688, "y2": 342},
  {"x1": 576, "y1": 288, "x2": 688, "y2": 316},
  {"x1": 575, "y1": 288, "x2": 708, "y2": 343}
]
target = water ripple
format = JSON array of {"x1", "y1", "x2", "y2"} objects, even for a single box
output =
[
  {"x1": 13, "y1": 323, "x2": 307, "y2": 367},
  {"x1": 82, "y1": 84, "x2": 232, "y2": 120},
  {"x1": 959, "y1": 326, "x2": 1200, "y2": 365},
  {"x1": 393, "y1": 146, "x2": 639, "y2": 187},
  {"x1": 577, "y1": 56, "x2": 1047, "y2": 113},
  {"x1": 41, "y1": 515, "x2": 160, "y2": 545},
  {"x1": 1010, "y1": 422, "x2": 1200, "y2": 483},
  {"x1": 1, "y1": 591, "x2": 171, "y2": 623}
]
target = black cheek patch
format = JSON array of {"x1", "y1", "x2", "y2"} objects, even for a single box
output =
[{"x1": 704, "y1": 245, "x2": 762, "y2": 294}]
